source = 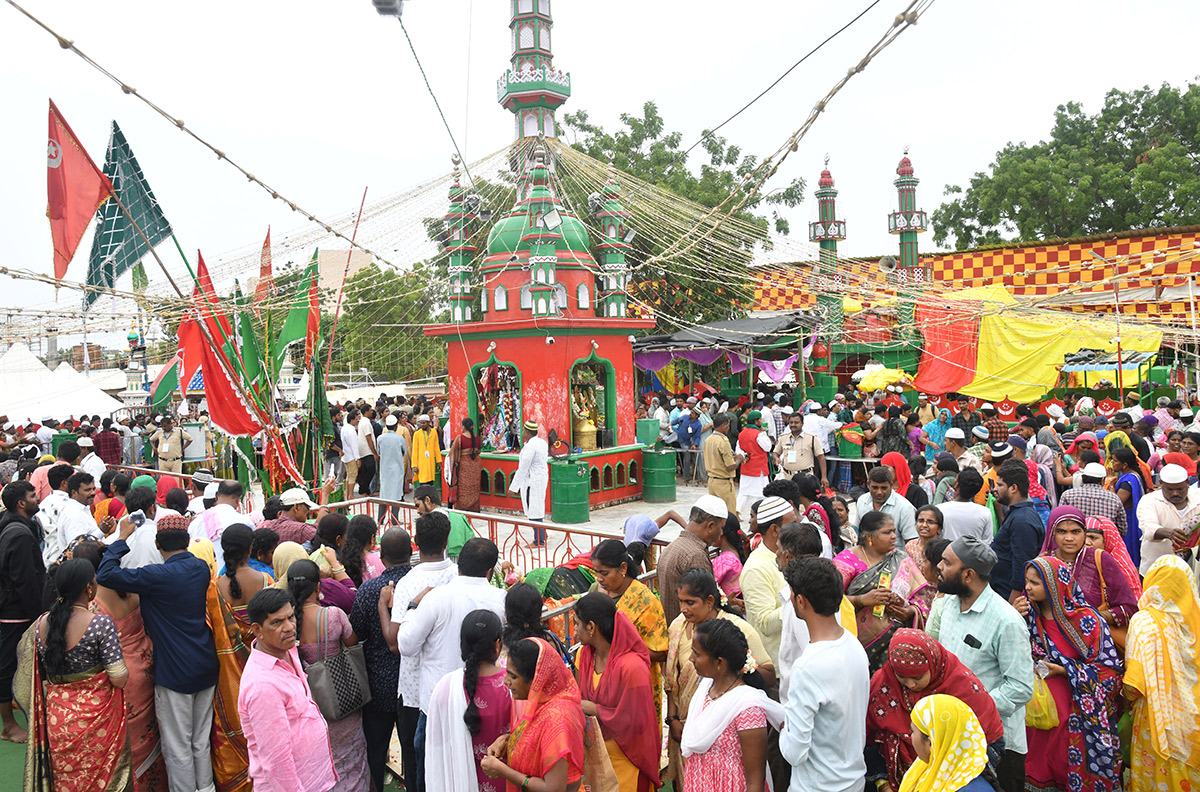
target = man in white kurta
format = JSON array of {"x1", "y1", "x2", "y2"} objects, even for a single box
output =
[
  {"x1": 509, "y1": 420, "x2": 549, "y2": 546},
  {"x1": 377, "y1": 417, "x2": 408, "y2": 502}
]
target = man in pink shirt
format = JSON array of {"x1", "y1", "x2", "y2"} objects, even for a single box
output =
[{"x1": 238, "y1": 588, "x2": 336, "y2": 792}]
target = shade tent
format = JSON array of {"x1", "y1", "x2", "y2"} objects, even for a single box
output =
[
  {"x1": 0, "y1": 344, "x2": 123, "y2": 424},
  {"x1": 633, "y1": 312, "x2": 817, "y2": 352}
]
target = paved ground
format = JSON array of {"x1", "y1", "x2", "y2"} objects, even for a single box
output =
[{"x1": 583, "y1": 479, "x2": 711, "y2": 543}]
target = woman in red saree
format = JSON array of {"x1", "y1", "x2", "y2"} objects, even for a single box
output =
[
  {"x1": 20, "y1": 559, "x2": 132, "y2": 792},
  {"x1": 450, "y1": 418, "x2": 482, "y2": 512},
  {"x1": 575, "y1": 592, "x2": 662, "y2": 792},
  {"x1": 481, "y1": 637, "x2": 585, "y2": 792},
  {"x1": 865, "y1": 628, "x2": 1004, "y2": 790}
]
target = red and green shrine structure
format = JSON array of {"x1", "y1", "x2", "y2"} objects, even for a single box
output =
[{"x1": 425, "y1": 0, "x2": 655, "y2": 521}]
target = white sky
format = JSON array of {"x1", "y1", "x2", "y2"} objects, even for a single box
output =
[{"x1": 2, "y1": 0, "x2": 1198, "y2": 348}]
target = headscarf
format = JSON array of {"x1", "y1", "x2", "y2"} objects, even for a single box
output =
[
  {"x1": 1163, "y1": 451, "x2": 1197, "y2": 477},
  {"x1": 881, "y1": 451, "x2": 913, "y2": 495},
  {"x1": 507, "y1": 638, "x2": 586, "y2": 783},
  {"x1": 1040, "y1": 504, "x2": 1086, "y2": 555},
  {"x1": 921, "y1": 409, "x2": 951, "y2": 461},
  {"x1": 1076, "y1": 415, "x2": 1096, "y2": 431},
  {"x1": 156, "y1": 475, "x2": 179, "y2": 505},
  {"x1": 1026, "y1": 556, "x2": 1116, "y2": 661},
  {"x1": 868, "y1": 630, "x2": 1003, "y2": 788},
  {"x1": 1029, "y1": 444, "x2": 1058, "y2": 507},
  {"x1": 897, "y1": 694, "x2": 990, "y2": 792},
  {"x1": 270, "y1": 541, "x2": 310, "y2": 590},
  {"x1": 1125, "y1": 555, "x2": 1200, "y2": 767},
  {"x1": 577, "y1": 611, "x2": 659, "y2": 785},
  {"x1": 189, "y1": 538, "x2": 217, "y2": 577},
  {"x1": 1065, "y1": 432, "x2": 1100, "y2": 459},
  {"x1": 1036, "y1": 425, "x2": 1065, "y2": 454},
  {"x1": 1024, "y1": 459, "x2": 1047, "y2": 500},
  {"x1": 1084, "y1": 516, "x2": 1142, "y2": 600}
]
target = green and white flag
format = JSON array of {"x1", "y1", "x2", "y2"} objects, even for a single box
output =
[{"x1": 83, "y1": 122, "x2": 173, "y2": 308}]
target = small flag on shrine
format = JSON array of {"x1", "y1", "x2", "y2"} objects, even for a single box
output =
[
  {"x1": 46, "y1": 100, "x2": 113, "y2": 280},
  {"x1": 150, "y1": 352, "x2": 183, "y2": 408}
]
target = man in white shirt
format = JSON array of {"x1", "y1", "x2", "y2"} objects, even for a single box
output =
[
  {"x1": 77, "y1": 437, "x2": 106, "y2": 482},
  {"x1": 395, "y1": 532, "x2": 504, "y2": 792},
  {"x1": 383, "y1": 511, "x2": 457, "y2": 792},
  {"x1": 116, "y1": 485, "x2": 164, "y2": 569},
  {"x1": 652, "y1": 397, "x2": 670, "y2": 442},
  {"x1": 36, "y1": 464, "x2": 75, "y2": 565},
  {"x1": 854, "y1": 466, "x2": 918, "y2": 541},
  {"x1": 740, "y1": 496, "x2": 795, "y2": 665},
  {"x1": 937, "y1": 468, "x2": 994, "y2": 542},
  {"x1": 35, "y1": 418, "x2": 56, "y2": 456},
  {"x1": 357, "y1": 407, "x2": 379, "y2": 497},
  {"x1": 341, "y1": 411, "x2": 363, "y2": 496},
  {"x1": 780, "y1": 556, "x2": 868, "y2": 792},
  {"x1": 1136, "y1": 463, "x2": 1200, "y2": 573},
  {"x1": 57, "y1": 471, "x2": 106, "y2": 553},
  {"x1": 191, "y1": 480, "x2": 244, "y2": 562},
  {"x1": 187, "y1": 469, "x2": 215, "y2": 515},
  {"x1": 803, "y1": 404, "x2": 842, "y2": 455}
]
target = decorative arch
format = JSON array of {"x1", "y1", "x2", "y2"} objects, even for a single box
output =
[
  {"x1": 519, "y1": 24, "x2": 535, "y2": 49},
  {"x1": 494, "y1": 285, "x2": 508, "y2": 311},
  {"x1": 467, "y1": 353, "x2": 523, "y2": 443},
  {"x1": 480, "y1": 468, "x2": 491, "y2": 494},
  {"x1": 615, "y1": 462, "x2": 626, "y2": 487},
  {"x1": 577, "y1": 282, "x2": 590, "y2": 310},
  {"x1": 629, "y1": 459, "x2": 639, "y2": 483},
  {"x1": 589, "y1": 466, "x2": 601, "y2": 493},
  {"x1": 602, "y1": 464, "x2": 614, "y2": 490},
  {"x1": 494, "y1": 470, "x2": 507, "y2": 496},
  {"x1": 539, "y1": 26, "x2": 551, "y2": 50}
]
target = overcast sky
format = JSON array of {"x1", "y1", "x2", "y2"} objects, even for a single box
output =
[{"x1": 3, "y1": 0, "x2": 1198, "y2": 347}]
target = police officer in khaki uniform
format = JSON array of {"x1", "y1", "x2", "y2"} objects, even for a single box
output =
[{"x1": 149, "y1": 416, "x2": 193, "y2": 474}]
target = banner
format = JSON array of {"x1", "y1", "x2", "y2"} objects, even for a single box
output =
[
  {"x1": 272, "y1": 250, "x2": 320, "y2": 374},
  {"x1": 83, "y1": 121, "x2": 172, "y2": 307}
]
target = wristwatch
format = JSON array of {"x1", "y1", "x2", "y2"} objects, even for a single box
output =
[{"x1": 407, "y1": 600, "x2": 419, "y2": 611}]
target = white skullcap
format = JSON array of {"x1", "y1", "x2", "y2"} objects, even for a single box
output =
[
  {"x1": 755, "y1": 496, "x2": 794, "y2": 525},
  {"x1": 1047, "y1": 404, "x2": 1065, "y2": 419},
  {"x1": 1082, "y1": 462, "x2": 1108, "y2": 479},
  {"x1": 945, "y1": 428, "x2": 966, "y2": 440},
  {"x1": 693, "y1": 494, "x2": 729, "y2": 521},
  {"x1": 1161, "y1": 464, "x2": 1190, "y2": 485}
]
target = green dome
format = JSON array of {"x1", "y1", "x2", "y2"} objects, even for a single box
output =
[
  {"x1": 486, "y1": 210, "x2": 528, "y2": 256},
  {"x1": 557, "y1": 211, "x2": 592, "y2": 254}
]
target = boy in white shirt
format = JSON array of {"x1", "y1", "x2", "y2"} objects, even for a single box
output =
[{"x1": 779, "y1": 556, "x2": 868, "y2": 792}]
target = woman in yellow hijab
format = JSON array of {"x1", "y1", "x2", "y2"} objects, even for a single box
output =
[
  {"x1": 1124, "y1": 554, "x2": 1200, "y2": 791},
  {"x1": 899, "y1": 694, "x2": 994, "y2": 792}
]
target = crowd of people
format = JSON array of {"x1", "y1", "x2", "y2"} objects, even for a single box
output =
[{"x1": 0, "y1": 385, "x2": 1198, "y2": 792}]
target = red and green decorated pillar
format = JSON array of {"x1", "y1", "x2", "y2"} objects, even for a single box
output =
[
  {"x1": 445, "y1": 154, "x2": 479, "y2": 324},
  {"x1": 520, "y1": 146, "x2": 561, "y2": 317},
  {"x1": 808, "y1": 156, "x2": 846, "y2": 365},
  {"x1": 887, "y1": 149, "x2": 928, "y2": 340},
  {"x1": 498, "y1": 0, "x2": 571, "y2": 139},
  {"x1": 594, "y1": 163, "x2": 631, "y2": 318}
]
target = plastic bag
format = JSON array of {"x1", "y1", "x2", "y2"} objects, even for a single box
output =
[{"x1": 1025, "y1": 675, "x2": 1059, "y2": 730}]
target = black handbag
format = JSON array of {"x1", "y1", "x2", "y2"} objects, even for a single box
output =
[{"x1": 303, "y1": 606, "x2": 371, "y2": 721}]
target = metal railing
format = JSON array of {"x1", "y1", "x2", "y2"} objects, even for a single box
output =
[
  {"x1": 324, "y1": 496, "x2": 669, "y2": 575},
  {"x1": 109, "y1": 464, "x2": 255, "y2": 514}
]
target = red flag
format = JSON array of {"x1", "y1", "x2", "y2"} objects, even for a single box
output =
[
  {"x1": 193, "y1": 251, "x2": 234, "y2": 344},
  {"x1": 177, "y1": 314, "x2": 262, "y2": 437},
  {"x1": 304, "y1": 272, "x2": 319, "y2": 367},
  {"x1": 46, "y1": 100, "x2": 113, "y2": 279},
  {"x1": 253, "y1": 227, "x2": 273, "y2": 314}
]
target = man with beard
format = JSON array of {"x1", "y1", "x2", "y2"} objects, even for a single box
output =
[
  {"x1": 927, "y1": 536, "x2": 1033, "y2": 792},
  {"x1": 989, "y1": 458, "x2": 1045, "y2": 602},
  {"x1": 0, "y1": 480, "x2": 44, "y2": 743}
]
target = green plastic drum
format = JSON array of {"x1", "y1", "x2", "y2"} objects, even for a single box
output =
[
  {"x1": 51, "y1": 432, "x2": 78, "y2": 457},
  {"x1": 642, "y1": 449, "x2": 677, "y2": 503},
  {"x1": 550, "y1": 461, "x2": 590, "y2": 524},
  {"x1": 635, "y1": 417, "x2": 661, "y2": 447}
]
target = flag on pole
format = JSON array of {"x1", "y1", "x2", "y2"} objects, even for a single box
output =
[
  {"x1": 83, "y1": 121, "x2": 172, "y2": 307},
  {"x1": 150, "y1": 352, "x2": 183, "y2": 408},
  {"x1": 47, "y1": 100, "x2": 113, "y2": 280},
  {"x1": 234, "y1": 280, "x2": 266, "y2": 393},
  {"x1": 177, "y1": 316, "x2": 262, "y2": 437},
  {"x1": 253, "y1": 227, "x2": 273, "y2": 315},
  {"x1": 272, "y1": 249, "x2": 320, "y2": 373}
]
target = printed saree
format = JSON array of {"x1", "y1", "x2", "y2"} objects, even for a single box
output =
[
  {"x1": 506, "y1": 638, "x2": 585, "y2": 790},
  {"x1": 615, "y1": 579, "x2": 669, "y2": 727},
  {"x1": 834, "y1": 548, "x2": 931, "y2": 674},
  {"x1": 207, "y1": 578, "x2": 252, "y2": 792}
]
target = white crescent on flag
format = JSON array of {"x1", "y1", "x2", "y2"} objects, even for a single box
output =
[{"x1": 47, "y1": 138, "x2": 62, "y2": 168}]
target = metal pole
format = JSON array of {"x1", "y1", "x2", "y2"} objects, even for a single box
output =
[
  {"x1": 1113, "y1": 258, "x2": 1124, "y2": 401},
  {"x1": 1189, "y1": 277, "x2": 1198, "y2": 401}
]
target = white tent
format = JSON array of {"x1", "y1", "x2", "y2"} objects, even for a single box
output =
[{"x1": 0, "y1": 344, "x2": 123, "y2": 424}]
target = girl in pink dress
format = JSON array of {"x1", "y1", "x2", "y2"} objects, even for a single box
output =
[
  {"x1": 711, "y1": 514, "x2": 748, "y2": 599},
  {"x1": 679, "y1": 619, "x2": 784, "y2": 792}
]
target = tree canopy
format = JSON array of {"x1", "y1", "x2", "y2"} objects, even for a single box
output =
[{"x1": 932, "y1": 81, "x2": 1200, "y2": 250}]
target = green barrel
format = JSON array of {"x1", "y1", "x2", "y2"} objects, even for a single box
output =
[
  {"x1": 51, "y1": 432, "x2": 78, "y2": 457},
  {"x1": 635, "y1": 418, "x2": 661, "y2": 447},
  {"x1": 550, "y1": 461, "x2": 590, "y2": 524},
  {"x1": 642, "y1": 449, "x2": 677, "y2": 503}
]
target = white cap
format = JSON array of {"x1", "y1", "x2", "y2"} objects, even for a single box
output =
[
  {"x1": 828, "y1": 400, "x2": 839, "y2": 409},
  {"x1": 385, "y1": 415, "x2": 398, "y2": 427},
  {"x1": 77, "y1": 437, "x2": 94, "y2": 447},
  {"x1": 782, "y1": 406, "x2": 794, "y2": 415},
  {"x1": 203, "y1": 482, "x2": 219, "y2": 499},
  {"x1": 945, "y1": 428, "x2": 966, "y2": 440},
  {"x1": 1047, "y1": 404, "x2": 1065, "y2": 419},
  {"x1": 280, "y1": 487, "x2": 319, "y2": 508},
  {"x1": 693, "y1": 494, "x2": 729, "y2": 521},
  {"x1": 980, "y1": 403, "x2": 995, "y2": 411},
  {"x1": 755, "y1": 391, "x2": 765, "y2": 399},
  {"x1": 1161, "y1": 464, "x2": 1190, "y2": 485},
  {"x1": 1182, "y1": 409, "x2": 1195, "y2": 419},
  {"x1": 1082, "y1": 462, "x2": 1108, "y2": 479},
  {"x1": 756, "y1": 496, "x2": 794, "y2": 525},
  {"x1": 417, "y1": 413, "x2": 431, "y2": 423}
]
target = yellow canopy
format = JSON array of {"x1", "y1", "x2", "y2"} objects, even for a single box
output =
[{"x1": 857, "y1": 368, "x2": 913, "y2": 392}]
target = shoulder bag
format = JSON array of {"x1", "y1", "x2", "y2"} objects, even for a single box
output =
[{"x1": 304, "y1": 606, "x2": 372, "y2": 721}]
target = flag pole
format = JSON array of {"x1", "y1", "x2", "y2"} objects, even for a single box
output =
[{"x1": 326, "y1": 186, "x2": 369, "y2": 373}]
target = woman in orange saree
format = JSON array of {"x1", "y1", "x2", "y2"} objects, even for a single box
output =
[
  {"x1": 480, "y1": 637, "x2": 586, "y2": 792},
  {"x1": 20, "y1": 559, "x2": 132, "y2": 792}
]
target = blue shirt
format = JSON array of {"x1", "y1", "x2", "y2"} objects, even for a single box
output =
[
  {"x1": 989, "y1": 500, "x2": 1045, "y2": 599},
  {"x1": 675, "y1": 416, "x2": 703, "y2": 448},
  {"x1": 348, "y1": 564, "x2": 410, "y2": 713},
  {"x1": 217, "y1": 558, "x2": 274, "y2": 578},
  {"x1": 97, "y1": 540, "x2": 219, "y2": 694}
]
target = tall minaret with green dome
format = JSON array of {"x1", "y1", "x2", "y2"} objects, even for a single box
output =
[
  {"x1": 888, "y1": 149, "x2": 928, "y2": 338},
  {"x1": 809, "y1": 157, "x2": 846, "y2": 355},
  {"x1": 498, "y1": 0, "x2": 571, "y2": 139},
  {"x1": 445, "y1": 154, "x2": 479, "y2": 324}
]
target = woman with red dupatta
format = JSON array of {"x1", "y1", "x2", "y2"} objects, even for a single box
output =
[
  {"x1": 575, "y1": 592, "x2": 662, "y2": 792},
  {"x1": 481, "y1": 637, "x2": 585, "y2": 792},
  {"x1": 865, "y1": 628, "x2": 1004, "y2": 791},
  {"x1": 1016, "y1": 557, "x2": 1123, "y2": 792},
  {"x1": 19, "y1": 559, "x2": 132, "y2": 792}
]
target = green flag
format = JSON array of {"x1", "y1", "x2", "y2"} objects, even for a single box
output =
[
  {"x1": 271, "y1": 249, "x2": 319, "y2": 377},
  {"x1": 84, "y1": 122, "x2": 173, "y2": 308},
  {"x1": 149, "y1": 353, "x2": 181, "y2": 409},
  {"x1": 233, "y1": 280, "x2": 266, "y2": 394},
  {"x1": 298, "y1": 339, "x2": 336, "y2": 486}
]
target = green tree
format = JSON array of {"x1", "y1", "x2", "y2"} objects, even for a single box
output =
[
  {"x1": 932, "y1": 81, "x2": 1200, "y2": 249},
  {"x1": 561, "y1": 101, "x2": 805, "y2": 329},
  {"x1": 335, "y1": 262, "x2": 443, "y2": 383}
]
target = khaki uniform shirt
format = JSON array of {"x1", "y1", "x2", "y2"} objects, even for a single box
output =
[
  {"x1": 149, "y1": 427, "x2": 193, "y2": 461},
  {"x1": 773, "y1": 430, "x2": 822, "y2": 475},
  {"x1": 704, "y1": 431, "x2": 736, "y2": 479}
]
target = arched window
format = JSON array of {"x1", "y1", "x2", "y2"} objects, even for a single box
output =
[
  {"x1": 553, "y1": 283, "x2": 567, "y2": 312},
  {"x1": 607, "y1": 223, "x2": 618, "y2": 239},
  {"x1": 544, "y1": 113, "x2": 556, "y2": 138},
  {"x1": 495, "y1": 285, "x2": 508, "y2": 311},
  {"x1": 577, "y1": 282, "x2": 590, "y2": 310},
  {"x1": 519, "y1": 25, "x2": 535, "y2": 49},
  {"x1": 608, "y1": 303, "x2": 619, "y2": 317},
  {"x1": 523, "y1": 112, "x2": 539, "y2": 138},
  {"x1": 480, "y1": 288, "x2": 488, "y2": 313},
  {"x1": 536, "y1": 297, "x2": 547, "y2": 314},
  {"x1": 520, "y1": 282, "x2": 532, "y2": 309},
  {"x1": 452, "y1": 305, "x2": 462, "y2": 322},
  {"x1": 539, "y1": 26, "x2": 550, "y2": 50}
]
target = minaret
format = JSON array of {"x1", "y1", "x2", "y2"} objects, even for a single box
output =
[
  {"x1": 520, "y1": 145, "x2": 561, "y2": 317},
  {"x1": 887, "y1": 149, "x2": 928, "y2": 337},
  {"x1": 808, "y1": 156, "x2": 846, "y2": 352},
  {"x1": 594, "y1": 163, "x2": 631, "y2": 318},
  {"x1": 498, "y1": 0, "x2": 571, "y2": 140},
  {"x1": 445, "y1": 155, "x2": 479, "y2": 324}
]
